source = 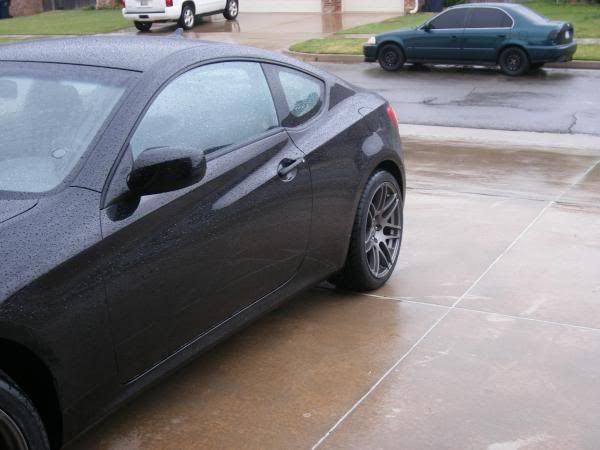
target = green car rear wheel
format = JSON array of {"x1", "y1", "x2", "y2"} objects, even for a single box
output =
[{"x1": 499, "y1": 46, "x2": 530, "y2": 76}]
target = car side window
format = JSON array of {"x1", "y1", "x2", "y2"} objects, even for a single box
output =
[
  {"x1": 130, "y1": 61, "x2": 278, "y2": 158},
  {"x1": 273, "y1": 67, "x2": 324, "y2": 128},
  {"x1": 429, "y1": 9, "x2": 468, "y2": 29},
  {"x1": 466, "y1": 8, "x2": 513, "y2": 28}
]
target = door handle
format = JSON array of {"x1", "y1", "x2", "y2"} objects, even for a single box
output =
[
  {"x1": 277, "y1": 157, "x2": 305, "y2": 180},
  {"x1": 497, "y1": 34, "x2": 506, "y2": 38}
]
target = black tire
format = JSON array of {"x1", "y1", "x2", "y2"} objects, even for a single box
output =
[
  {"x1": 134, "y1": 21, "x2": 152, "y2": 32},
  {"x1": 378, "y1": 44, "x2": 405, "y2": 72},
  {"x1": 530, "y1": 62, "x2": 545, "y2": 70},
  {"x1": 0, "y1": 372, "x2": 50, "y2": 450},
  {"x1": 178, "y1": 3, "x2": 195, "y2": 30},
  {"x1": 499, "y1": 46, "x2": 529, "y2": 76},
  {"x1": 223, "y1": 0, "x2": 238, "y2": 20},
  {"x1": 331, "y1": 171, "x2": 403, "y2": 292}
]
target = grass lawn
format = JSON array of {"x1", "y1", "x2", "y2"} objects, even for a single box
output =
[
  {"x1": 0, "y1": 9, "x2": 131, "y2": 35},
  {"x1": 339, "y1": 1, "x2": 600, "y2": 37},
  {"x1": 526, "y1": 0, "x2": 600, "y2": 39},
  {"x1": 290, "y1": 37, "x2": 369, "y2": 55},
  {"x1": 289, "y1": 37, "x2": 599, "y2": 62},
  {"x1": 574, "y1": 43, "x2": 600, "y2": 60},
  {"x1": 339, "y1": 12, "x2": 434, "y2": 34}
]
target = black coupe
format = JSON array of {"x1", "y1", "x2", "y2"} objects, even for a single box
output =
[{"x1": 0, "y1": 37, "x2": 405, "y2": 449}]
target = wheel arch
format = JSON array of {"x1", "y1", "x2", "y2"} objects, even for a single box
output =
[
  {"x1": 374, "y1": 159, "x2": 405, "y2": 201},
  {"x1": 496, "y1": 42, "x2": 530, "y2": 64},
  {"x1": 0, "y1": 338, "x2": 62, "y2": 450},
  {"x1": 182, "y1": 0, "x2": 195, "y2": 12},
  {"x1": 377, "y1": 40, "x2": 406, "y2": 59}
]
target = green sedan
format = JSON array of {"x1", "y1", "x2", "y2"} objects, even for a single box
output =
[{"x1": 363, "y1": 3, "x2": 577, "y2": 76}]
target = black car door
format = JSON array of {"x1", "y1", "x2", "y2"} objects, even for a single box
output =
[
  {"x1": 100, "y1": 61, "x2": 312, "y2": 382},
  {"x1": 405, "y1": 8, "x2": 468, "y2": 61}
]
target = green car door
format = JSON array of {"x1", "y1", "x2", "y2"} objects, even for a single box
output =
[
  {"x1": 405, "y1": 8, "x2": 468, "y2": 61},
  {"x1": 462, "y1": 7, "x2": 514, "y2": 62}
]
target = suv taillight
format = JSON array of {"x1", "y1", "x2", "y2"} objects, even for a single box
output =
[
  {"x1": 166, "y1": 0, "x2": 173, "y2": 6},
  {"x1": 120, "y1": 0, "x2": 125, "y2": 7}
]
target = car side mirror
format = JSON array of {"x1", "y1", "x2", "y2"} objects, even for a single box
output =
[
  {"x1": 422, "y1": 23, "x2": 432, "y2": 32},
  {"x1": 127, "y1": 146, "x2": 207, "y2": 196},
  {"x1": 0, "y1": 79, "x2": 17, "y2": 99}
]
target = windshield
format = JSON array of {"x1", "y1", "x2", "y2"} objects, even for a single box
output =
[{"x1": 0, "y1": 63, "x2": 130, "y2": 194}]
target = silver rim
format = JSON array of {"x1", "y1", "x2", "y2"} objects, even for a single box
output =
[
  {"x1": 365, "y1": 182, "x2": 402, "y2": 278},
  {"x1": 228, "y1": 0, "x2": 237, "y2": 16},
  {"x1": 183, "y1": 8, "x2": 194, "y2": 27},
  {"x1": 0, "y1": 409, "x2": 28, "y2": 450}
]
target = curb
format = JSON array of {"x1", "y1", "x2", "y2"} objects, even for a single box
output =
[
  {"x1": 398, "y1": 124, "x2": 600, "y2": 157},
  {"x1": 283, "y1": 50, "x2": 363, "y2": 64},
  {"x1": 283, "y1": 50, "x2": 600, "y2": 70}
]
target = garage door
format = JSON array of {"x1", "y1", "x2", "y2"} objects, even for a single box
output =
[
  {"x1": 241, "y1": 0, "x2": 321, "y2": 12},
  {"x1": 343, "y1": 0, "x2": 404, "y2": 12}
]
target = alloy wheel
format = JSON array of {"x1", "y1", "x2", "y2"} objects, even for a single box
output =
[
  {"x1": 0, "y1": 409, "x2": 28, "y2": 450},
  {"x1": 228, "y1": 0, "x2": 238, "y2": 17},
  {"x1": 364, "y1": 182, "x2": 402, "y2": 278},
  {"x1": 184, "y1": 8, "x2": 194, "y2": 28}
]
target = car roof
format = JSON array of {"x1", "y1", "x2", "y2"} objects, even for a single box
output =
[
  {"x1": 0, "y1": 36, "x2": 267, "y2": 72},
  {"x1": 450, "y1": 2, "x2": 526, "y2": 11}
]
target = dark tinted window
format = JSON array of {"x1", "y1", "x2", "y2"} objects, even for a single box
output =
[
  {"x1": 131, "y1": 62, "x2": 278, "y2": 158},
  {"x1": 429, "y1": 9, "x2": 467, "y2": 29},
  {"x1": 466, "y1": 8, "x2": 513, "y2": 28},
  {"x1": 273, "y1": 67, "x2": 324, "y2": 128}
]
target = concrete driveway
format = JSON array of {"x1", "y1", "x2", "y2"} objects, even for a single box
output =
[
  {"x1": 124, "y1": 12, "x2": 397, "y2": 51},
  {"x1": 70, "y1": 135, "x2": 600, "y2": 450}
]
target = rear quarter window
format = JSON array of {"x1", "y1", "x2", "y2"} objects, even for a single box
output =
[{"x1": 266, "y1": 66, "x2": 325, "y2": 128}]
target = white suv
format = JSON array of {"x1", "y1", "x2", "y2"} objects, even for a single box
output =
[{"x1": 122, "y1": 0, "x2": 238, "y2": 32}]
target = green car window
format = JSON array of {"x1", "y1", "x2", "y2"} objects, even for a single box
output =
[
  {"x1": 466, "y1": 8, "x2": 513, "y2": 29},
  {"x1": 429, "y1": 9, "x2": 468, "y2": 29}
]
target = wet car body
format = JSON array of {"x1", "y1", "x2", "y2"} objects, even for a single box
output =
[
  {"x1": 0, "y1": 37, "x2": 404, "y2": 448},
  {"x1": 364, "y1": 3, "x2": 577, "y2": 73}
]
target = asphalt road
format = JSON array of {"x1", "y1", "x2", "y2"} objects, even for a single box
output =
[{"x1": 316, "y1": 63, "x2": 600, "y2": 136}]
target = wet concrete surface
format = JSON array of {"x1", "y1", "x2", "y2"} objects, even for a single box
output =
[
  {"x1": 71, "y1": 140, "x2": 600, "y2": 450},
  {"x1": 117, "y1": 12, "x2": 397, "y2": 51},
  {"x1": 316, "y1": 62, "x2": 600, "y2": 136}
]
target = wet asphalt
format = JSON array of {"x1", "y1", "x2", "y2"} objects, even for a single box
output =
[
  {"x1": 316, "y1": 62, "x2": 600, "y2": 136},
  {"x1": 70, "y1": 138, "x2": 600, "y2": 450}
]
